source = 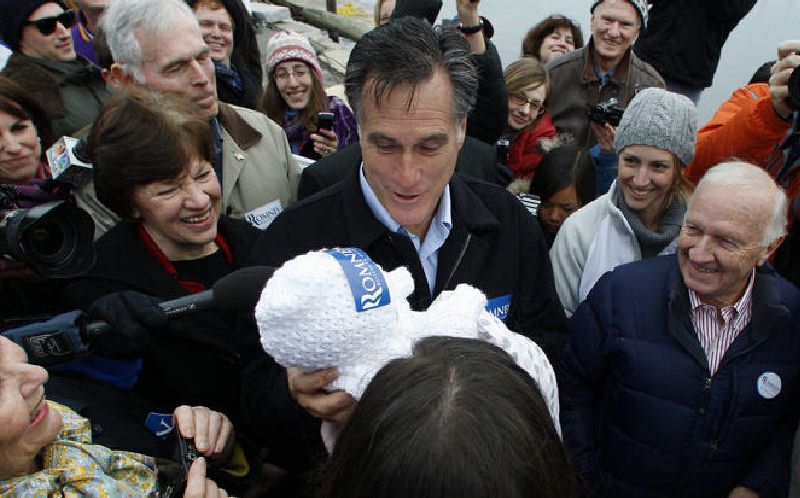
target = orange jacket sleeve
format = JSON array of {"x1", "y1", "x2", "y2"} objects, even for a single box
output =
[{"x1": 687, "y1": 83, "x2": 790, "y2": 184}]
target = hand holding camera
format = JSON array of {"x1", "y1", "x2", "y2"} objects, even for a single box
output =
[
  {"x1": 173, "y1": 405, "x2": 235, "y2": 463},
  {"x1": 183, "y1": 458, "x2": 229, "y2": 498},
  {"x1": 770, "y1": 40, "x2": 800, "y2": 120},
  {"x1": 589, "y1": 121, "x2": 618, "y2": 155},
  {"x1": 162, "y1": 406, "x2": 234, "y2": 498}
]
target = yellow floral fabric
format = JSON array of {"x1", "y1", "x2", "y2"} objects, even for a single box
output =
[{"x1": 0, "y1": 402, "x2": 158, "y2": 497}]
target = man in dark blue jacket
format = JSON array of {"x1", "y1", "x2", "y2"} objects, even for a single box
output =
[{"x1": 561, "y1": 160, "x2": 800, "y2": 498}]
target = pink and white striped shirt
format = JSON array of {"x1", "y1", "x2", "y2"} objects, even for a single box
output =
[{"x1": 688, "y1": 270, "x2": 755, "y2": 376}]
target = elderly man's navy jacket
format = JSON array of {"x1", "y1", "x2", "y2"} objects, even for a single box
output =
[{"x1": 560, "y1": 255, "x2": 800, "y2": 498}]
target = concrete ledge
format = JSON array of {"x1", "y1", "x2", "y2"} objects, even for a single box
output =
[{"x1": 250, "y1": 3, "x2": 292, "y2": 23}]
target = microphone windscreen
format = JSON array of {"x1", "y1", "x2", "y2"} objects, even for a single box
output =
[{"x1": 213, "y1": 265, "x2": 276, "y2": 312}]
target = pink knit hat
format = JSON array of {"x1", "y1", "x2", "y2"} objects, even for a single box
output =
[{"x1": 265, "y1": 29, "x2": 323, "y2": 83}]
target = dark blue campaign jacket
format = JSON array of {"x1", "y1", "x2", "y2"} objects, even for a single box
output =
[{"x1": 560, "y1": 255, "x2": 800, "y2": 498}]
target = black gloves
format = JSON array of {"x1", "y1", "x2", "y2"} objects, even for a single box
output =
[{"x1": 87, "y1": 291, "x2": 167, "y2": 358}]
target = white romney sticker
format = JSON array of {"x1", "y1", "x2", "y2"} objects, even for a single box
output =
[
  {"x1": 756, "y1": 371, "x2": 781, "y2": 400},
  {"x1": 245, "y1": 199, "x2": 282, "y2": 230}
]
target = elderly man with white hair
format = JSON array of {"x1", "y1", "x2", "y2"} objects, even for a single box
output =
[
  {"x1": 74, "y1": 0, "x2": 300, "y2": 236},
  {"x1": 560, "y1": 161, "x2": 800, "y2": 498}
]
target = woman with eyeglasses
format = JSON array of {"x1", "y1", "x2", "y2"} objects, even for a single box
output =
[
  {"x1": 503, "y1": 58, "x2": 556, "y2": 194},
  {"x1": 0, "y1": 0, "x2": 111, "y2": 136},
  {"x1": 262, "y1": 29, "x2": 358, "y2": 160}
]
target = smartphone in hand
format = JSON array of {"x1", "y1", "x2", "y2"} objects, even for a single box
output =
[{"x1": 317, "y1": 112, "x2": 334, "y2": 132}]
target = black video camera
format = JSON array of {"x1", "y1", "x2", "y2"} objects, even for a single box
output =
[
  {"x1": 588, "y1": 98, "x2": 625, "y2": 127},
  {"x1": 0, "y1": 185, "x2": 95, "y2": 279}
]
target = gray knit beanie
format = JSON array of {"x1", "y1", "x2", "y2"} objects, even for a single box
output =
[{"x1": 614, "y1": 88, "x2": 698, "y2": 167}]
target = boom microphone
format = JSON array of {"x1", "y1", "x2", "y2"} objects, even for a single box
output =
[
  {"x1": 83, "y1": 265, "x2": 276, "y2": 339},
  {"x1": 3, "y1": 265, "x2": 276, "y2": 366}
]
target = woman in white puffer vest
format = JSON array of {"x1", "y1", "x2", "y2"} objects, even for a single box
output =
[{"x1": 550, "y1": 88, "x2": 697, "y2": 317}]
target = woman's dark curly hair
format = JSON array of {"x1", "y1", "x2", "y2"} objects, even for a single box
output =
[{"x1": 521, "y1": 14, "x2": 584, "y2": 61}]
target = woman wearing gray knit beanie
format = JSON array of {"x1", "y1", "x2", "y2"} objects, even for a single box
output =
[{"x1": 550, "y1": 88, "x2": 697, "y2": 317}]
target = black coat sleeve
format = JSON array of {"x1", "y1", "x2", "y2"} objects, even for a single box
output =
[
  {"x1": 297, "y1": 143, "x2": 361, "y2": 201},
  {"x1": 466, "y1": 40, "x2": 508, "y2": 145}
]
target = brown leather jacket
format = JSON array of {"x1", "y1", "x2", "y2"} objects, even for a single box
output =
[{"x1": 545, "y1": 40, "x2": 664, "y2": 149}]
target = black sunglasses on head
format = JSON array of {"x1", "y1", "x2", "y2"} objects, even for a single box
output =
[{"x1": 24, "y1": 10, "x2": 76, "y2": 36}]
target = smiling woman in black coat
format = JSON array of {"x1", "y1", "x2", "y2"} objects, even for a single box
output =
[{"x1": 57, "y1": 88, "x2": 261, "y2": 428}]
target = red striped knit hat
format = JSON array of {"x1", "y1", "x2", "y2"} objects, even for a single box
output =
[{"x1": 265, "y1": 29, "x2": 323, "y2": 82}]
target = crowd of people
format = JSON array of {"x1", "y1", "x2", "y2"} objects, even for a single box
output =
[{"x1": 0, "y1": 0, "x2": 798, "y2": 496}]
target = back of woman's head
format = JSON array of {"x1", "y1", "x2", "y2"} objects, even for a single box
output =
[
  {"x1": 320, "y1": 336, "x2": 582, "y2": 498},
  {"x1": 504, "y1": 57, "x2": 548, "y2": 96},
  {"x1": 88, "y1": 87, "x2": 215, "y2": 219},
  {"x1": 0, "y1": 76, "x2": 56, "y2": 152},
  {"x1": 531, "y1": 144, "x2": 596, "y2": 205}
]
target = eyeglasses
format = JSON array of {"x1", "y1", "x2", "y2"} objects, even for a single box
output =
[
  {"x1": 24, "y1": 10, "x2": 77, "y2": 36},
  {"x1": 273, "y1": 66, "x2": 309, "y2": 82},
  {"x1": 511, "y1": 92, "x2": 545, "y2": 115}
]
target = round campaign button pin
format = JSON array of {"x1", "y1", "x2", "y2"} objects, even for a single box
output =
[{"x1": 756, "y1": 372, "x2": 781, "y2": 400}]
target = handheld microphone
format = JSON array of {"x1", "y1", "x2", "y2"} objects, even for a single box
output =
[{"x1": 45, "y1": 137, "x2": 93, "y2": 186}]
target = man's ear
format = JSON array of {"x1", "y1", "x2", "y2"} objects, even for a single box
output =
[
  {"x1": 456, "y1": 117, "x2": 467, "y2": 150},
  {"x1": 758, "y1": 235, "x2": 785, "y2": 266},
  {"x1": 107, "y1": 63, "x2": 136, "y2": 91}
]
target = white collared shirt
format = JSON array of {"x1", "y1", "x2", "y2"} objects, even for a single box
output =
[{"x1": 359, "y1": 163, "x2": 452, "y2": 294}]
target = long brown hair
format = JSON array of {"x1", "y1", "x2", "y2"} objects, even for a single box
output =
[{"x1": 261, "y1": 61, "x2": 328, "y2": 132}]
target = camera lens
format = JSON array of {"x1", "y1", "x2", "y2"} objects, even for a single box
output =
[
  {"x1": 24, "y1": 220, "x2": 67, "y2": 259},
  {"x1": 0, "y1": 201, "x2": 96, "y2": 278}
]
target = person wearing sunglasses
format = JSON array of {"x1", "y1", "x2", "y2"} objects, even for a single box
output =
[
  {"x1": 0, "y1": 0, "x2": 110, "y2": 137},
  {"x1": 502, "y1": 58, "x2": 556, "y2": 195}
]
